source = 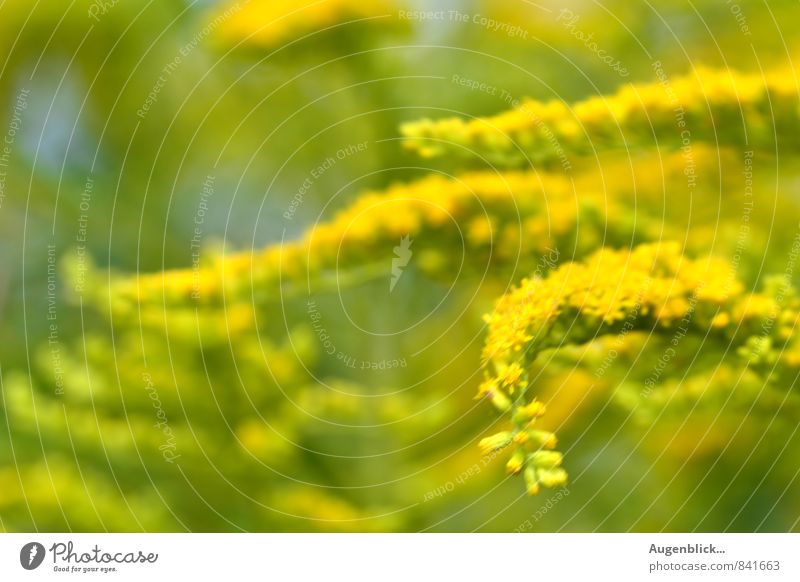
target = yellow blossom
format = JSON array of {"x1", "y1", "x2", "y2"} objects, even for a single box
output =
[
  {"x1": 402, "y1": 65, "x2": 800, "y2": 167},
  {"x1": 214, "y1": 0, "x2": 396, "y2": 48}
]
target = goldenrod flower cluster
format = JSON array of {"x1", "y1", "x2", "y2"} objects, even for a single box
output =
[
  {"x1": 80, "y1": 171, "x2": 603, "y2": 316},
  {"x1": 479, "y1": 242, "x2": 800, "y2": 494},
  {"x1": 401, "y1": 66, "x2": 800, "y2": 167},
  {"x1": 81, "y1": 150, "x2": 720, "y2": 323}
]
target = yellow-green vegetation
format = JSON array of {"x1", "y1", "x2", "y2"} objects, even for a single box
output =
[
  {"x1": 2, "y1": 0, "x2": 800, "y2": 533},
  {"x1": 401, "y1": 65, "x2": 800, "y2": 167},
  {"x1": 478, "y1": 243, "x2": 800, "y2": 494}
]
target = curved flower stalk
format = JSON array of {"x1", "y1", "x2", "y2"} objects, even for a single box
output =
[
  {"x1": 213, "y1": 0, "x2": 398, "y2": 49},
  {"x1": 72, "y1": 173, "x2": 611, "y2": 318},
  {"x1": 75, "y1": 152, "x2": 716, "y2": 323},
  {"x1": 401, "y1": 65, "x2": 800, "y2": 168},
  {"x1": 478, "y1": 242, "x2": 800, "y2": 495}
]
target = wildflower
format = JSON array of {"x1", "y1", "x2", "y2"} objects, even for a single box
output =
[
  {"x1": 513, "y1": 400, "x2": 547, "y2": 423},
  {"x1": 478, "y1": 431, "x2": 513, "y2": 454},
  {"x1": 97, "y1": 167, "x2": 643, "y2": 318},
  {"x1": 402, "y1": 65, "x2": 799, "y2": 168},
  {"x1": 490, "y1": 391, "x2": 513, "y2": 412},
  {"x1": 476, "y1": 377, "x2": 512, "y2": 412},
  {"x1": 711, "y1": 312, "x2": 730, "y2": 328},
  {"x1": 529, "y1": 451, "x2": 563, "y2": 469},
  {"x1": 506, "y1": 450, "x2": 526, "y2": 475},
  {"x1": 513, "y1": 431, "x2": 530, "y2": 446},
  {"x1": 477, "y1": 241, "x2": 800, "y2": 496},
  {"x1": 527, "y1": 430, "x2": 558, "y2": 449},
  {"x1": 215, "y1": 0, "x2": 396, "y2": 48},
  {"x1": 476, "y1": 377, "x2": 499, "y2": 398},
  {"x1": 536, "y1": 468, "x2": 568, "y2": 489},
  {"x1": 495, "y1": 361, "x2": 527, "y2": 393},
  {"x1": 523, "y1": 465, "x2": 540, "y2": 496}
]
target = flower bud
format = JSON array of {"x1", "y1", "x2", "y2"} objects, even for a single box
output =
[
  {"x1": 513, "y1": 400, "x2": 546, "y2": 423},
  {"x1": 523, "y1": 465, "x2": 540, "y2": 495},
  {"x1": 536, "y1": 467, "x2": 568, "y2": 488},
  {"x1": 530, "y1": 450, "x2": 563, "y2": 468},
  {"x1": 527, "y1": 429, "x2": 558, "y2": 449},
  {"x1": 490, "y1": 391, "x2": 512, "y2": 412},
  {"x1": 513, "y1": 431, "x2": 529, "y2": 445},
  {"x1": 478, "y1": 431, "x2": 513, "y2": 454},
  {"x1": 506, "y1": 449, "x2": 526, "y2": 475}
]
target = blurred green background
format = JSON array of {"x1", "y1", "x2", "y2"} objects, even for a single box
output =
[{"x1": 1, "y1": 0, "x2": 799, "y2": 532}]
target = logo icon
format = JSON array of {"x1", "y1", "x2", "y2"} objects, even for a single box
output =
[
  {"x1": 390, "y1": 235, "x2": 413, "y2": 292},
  {"x1": 20, "y1": 542, "x2": 46, "y2": 570}
]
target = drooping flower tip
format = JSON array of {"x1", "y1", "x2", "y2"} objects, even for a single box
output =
[{"x1": 524, "y1": 465, "x2": 540, "y2": 496}]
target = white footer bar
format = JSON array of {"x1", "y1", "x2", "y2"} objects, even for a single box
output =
[{"x1": 1, "y1": 533, "x2": 797, "y2": 581}]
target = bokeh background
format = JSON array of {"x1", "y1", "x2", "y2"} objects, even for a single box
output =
[{"x1": 1, "y1": 0, "x2": 799, "y2": 532}]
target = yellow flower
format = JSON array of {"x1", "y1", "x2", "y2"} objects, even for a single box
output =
[
  {"x1": 527, "y1": 430, "x2": 558, "y2": 449},
  {"x1": 536, "y1": 468, "x2": 568, "y2": 489},
  {"x1": 506, "y1": 450, "x2": 526, "y2": 475},
  {"x1": 529, "y1": 451, "x2": 563, "y2": 469},
  {"x1": 214, "y1": 0, "x2": 395, "y2": 48},
  {"x1": 478, "y1": 431, "x2": 513, "y2": 455},
  {"x1": 477, "y1": 241, "x2": 800, "y2": 497},
  {"x1": 513, "y1": 400, "x2": 547, "y2": 423},
  {"x1": 711, "y1": 312, "x2": 731, "y2": 328},
  {"x1": 99, "y1": 167, "x2": 638, "y2": 317},
  {"x1": 402, "y1": 65, "x2": 799, "y2": 167},
  {"x1": 523, "y1": 465, "x2": 540, "y2": 496}
]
